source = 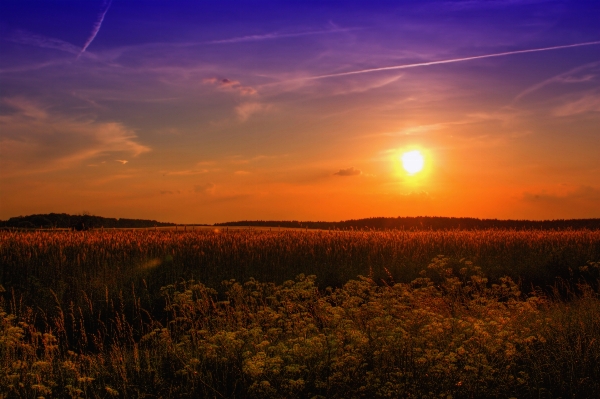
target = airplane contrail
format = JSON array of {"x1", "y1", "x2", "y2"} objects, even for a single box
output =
[
  {"x1": 305, "y1": 41, "x2": 600, "y2": 80},
  {"x1": 78, "y1": 0, "x2": 113, "y2": 59}
]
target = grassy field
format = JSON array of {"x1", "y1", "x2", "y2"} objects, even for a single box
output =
[{"x1": 1, "y1": 229, "x2": 600, "y2": 398}]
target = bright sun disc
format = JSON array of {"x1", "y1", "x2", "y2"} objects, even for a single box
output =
[{"x1": 401, "y1": 150, "x2": 424, "y2": 174}]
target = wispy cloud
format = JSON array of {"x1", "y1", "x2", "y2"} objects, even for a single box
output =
[
  {"x1": 513, "y1": 61, "x2": 600, "y2": 102},
  {"x1": 203, "y1": 78, "x2": 257, "y2": 95},
  {"x1": 553, "y1": 92, "x2": 600, "y2": 116},
  {"x1": 318, "y1": 74, "x2": 404, "y2": 97},
  {"x1": 364, "y1": 123, "x2": 448, "y2": 139},
  {"x1": 561, "y1": 74, "x2": 596, "y2": 83},
  {"x1": 399, "y1": 191, "x2": 432, "y2": 201},
  {"x1": 7, "y1": 30, "x2": 81, "y2": 55},
  {"x1": 226, "y1": 154, "x2": 289, "y2": 165},
  {"x1": 235, "y1": 102, "x2": 271, "y2": 121},
  {"x1": 0, "y1": 60, "x2": 70, "y2": 74},
  {"x1": 206, "y1": 27, "x2": 356, "y2": 44},
  {"x1": 2, "y1": 97, "x2": 48, "y2": 119},
  {"x1": 0, "y1": 97, "x2": 149, "y2": 176},
  {"x1": 194, "y1": 182, "x2": 216, "y2": 195},
  {"x1": 162, "y1": 169, "x2": 209, "y2": 176},
  {"x1": 442, "y1": 0, "x2": 553, "y2": 9},
  {"x1": 523, "y1": 186, "x2": 600, "y2": 203},
  {"x1": 334, "y1": 167, "x2": 362, "y2": 177}
]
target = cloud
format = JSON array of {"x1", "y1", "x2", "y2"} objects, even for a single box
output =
[
  {"x1": 193, "y1": 182, "x2": 253, "y2": 204},
  {"x1": 400, "y1": 191, "x2": 432, "y2": 200},
  {"x1": 334, "y1": 167, "x2": 362, "y2": 176},
  {"x1": 206, "y1": 27, "x2": 356, "y2": 44},
  {"x1": 0, "y1": 97, "x2": 149, "y2": 176},
  {"x1": 194, "y1": 182, "x2": 216, "y2": 195},
  {"x1": 560, "y1": 74, "x2": 596, "y2": 83},
  {"x1": 116, "y1": 159, "x2": 128, "y2": 164},
  {"x1": 522, "y1": 186, "x2": 600, "y2": 203},
  {"x1": 513, "y1": 61, "x2": 600, "y2": 103},
  {"x1": 235, "y1": 102, "x2": 270, "y2": 121},
  {"x1": 2, "y1": 97, "x2": 48, "y2": 119},
  {"x1": 322, "y1": 74, "x2": 404, "y2": 97},
  {"x1": 367, "y1": 123, "x2": 447, "y2": 138},
  {"x1": 553, "y1": 92, "x2": 600, "y2": 116},
  {"x1": 520, "y1": 186, "x2": 600, "y2": 218},
  {"x1": 7, "y1": 30, "x2": 81, "y2": 55},
  {"x1": 162, "y1": 169, "x2": 209, "y2": 176},
  {"x1": 226, "y1": 154, "x2": 289, "y2": 165},
  {"x1": 442, "y1": 0, "x2": 552, "y2": 9},
  {"x1": 205, "y1": 193, "x2": 252, "y2": 204},
  {"x1": 203, "y1": 78, "x2": 257, "y2": 96},
  {"x1": 0, "y1": 60, "x2": 70, "y2": 74}
]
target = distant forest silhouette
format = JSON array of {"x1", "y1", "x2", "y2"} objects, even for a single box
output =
[
  {"x1": 0, "y1": 213, "x2": 175, "y2": 230},
  {"x1": 216, "y1": 216, "x2": 600, "y2": 230},
  {"x1": 2, "y1": 214, "x2": 599, "y2": 231}
]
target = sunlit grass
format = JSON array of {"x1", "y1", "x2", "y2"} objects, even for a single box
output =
[{"x1": 1, "y1": 230, "x2": 599, "y2": 397}]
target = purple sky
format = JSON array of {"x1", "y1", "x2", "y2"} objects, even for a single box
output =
[{"x1": 1, "y1": 0, "x2": 599, "y2": 223}]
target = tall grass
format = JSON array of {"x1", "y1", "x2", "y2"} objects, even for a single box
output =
[
  {"x1": 2, "y1": 229, "x2": 599, "y2": 303},
  {"x1": 1, "y1": 229, "x2": 599, "y2": 397},
  {"x1": 1, "y1": 256, "x2": 599, "y2": 398}
]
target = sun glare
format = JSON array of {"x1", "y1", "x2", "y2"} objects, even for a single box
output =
[{"x1": 401, "y1": 150, "x2": 424, "y2": 174}]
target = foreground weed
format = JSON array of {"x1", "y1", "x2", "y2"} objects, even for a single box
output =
[{"x1": 1, "y1": 257, "x2": 599, "y2": 398}]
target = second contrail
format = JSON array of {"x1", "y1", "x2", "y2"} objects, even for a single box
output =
[
  {"x1": 78, "y1": 0, "x2": 113, "y2": 59},
  {"x1": 306, "y1": 41, "x2": 600, "y2": 80}
]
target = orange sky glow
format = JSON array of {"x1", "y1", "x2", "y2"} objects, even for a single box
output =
[{"x1": 1, "y1": 1, "x2": 599, "y2": 223}]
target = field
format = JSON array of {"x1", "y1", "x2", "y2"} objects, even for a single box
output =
[{"x1": 1, "y1": 229, "x2": 600, "y2": 398}]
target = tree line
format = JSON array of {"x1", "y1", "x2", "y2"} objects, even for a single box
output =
[
  {"x1": 216, "y1": 216, "x2": 600, "y2": 230},
  {"x1": 3, "y1": 214, "x2": 599, "y2": 231},
  {"x1": 0, "y1": 213, "x2": 175, "y2": 230}
]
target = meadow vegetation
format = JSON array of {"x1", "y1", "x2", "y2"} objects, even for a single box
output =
[{"x1": 1, "y1": 229, "x2": 600, "y2": 398}]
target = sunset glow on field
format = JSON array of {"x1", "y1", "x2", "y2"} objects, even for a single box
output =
[{"x1": 1, "y1": 1, "x2": 599, "y2": 223}]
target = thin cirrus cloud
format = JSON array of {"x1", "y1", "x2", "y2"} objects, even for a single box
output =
[
  {"x1": 441, "y1": 0, "x2": 553, "y2": 9},
  {"x1": 162, "y1": 169, "x2": 209, "y2": 176},
  {"x1": 553, "y1": 92, "x2": 600, "y2": 117},
  {"x1": 205, "y1": 27, "x2": 356, "y2": 44},
  {"x1": 0, "y1": 97, "x2": 149, "y2": 176},
  {"x1": 513, "y1": 61, "x2": 600, "y2": 103},
  {"x1": 7, "y1": 30, "x2": 81, "y2": 55},
  {"x1": 235, "y1": 102, "x2": 271, "y2": 121},
  {"x1": 334, "y1": 167, "x2": 362, "y2": 177},
  {"x1": 561, "y1": 74, "x2": 596, "y2": 83}
]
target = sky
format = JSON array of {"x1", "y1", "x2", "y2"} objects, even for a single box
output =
[{"x1": 0, "y1": 0, "x2": 599, "y2": 223}]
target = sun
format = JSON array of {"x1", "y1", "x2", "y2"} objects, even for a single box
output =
[{"x1": 401, "y1": 150, "x2": 424, "y2": 174}]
